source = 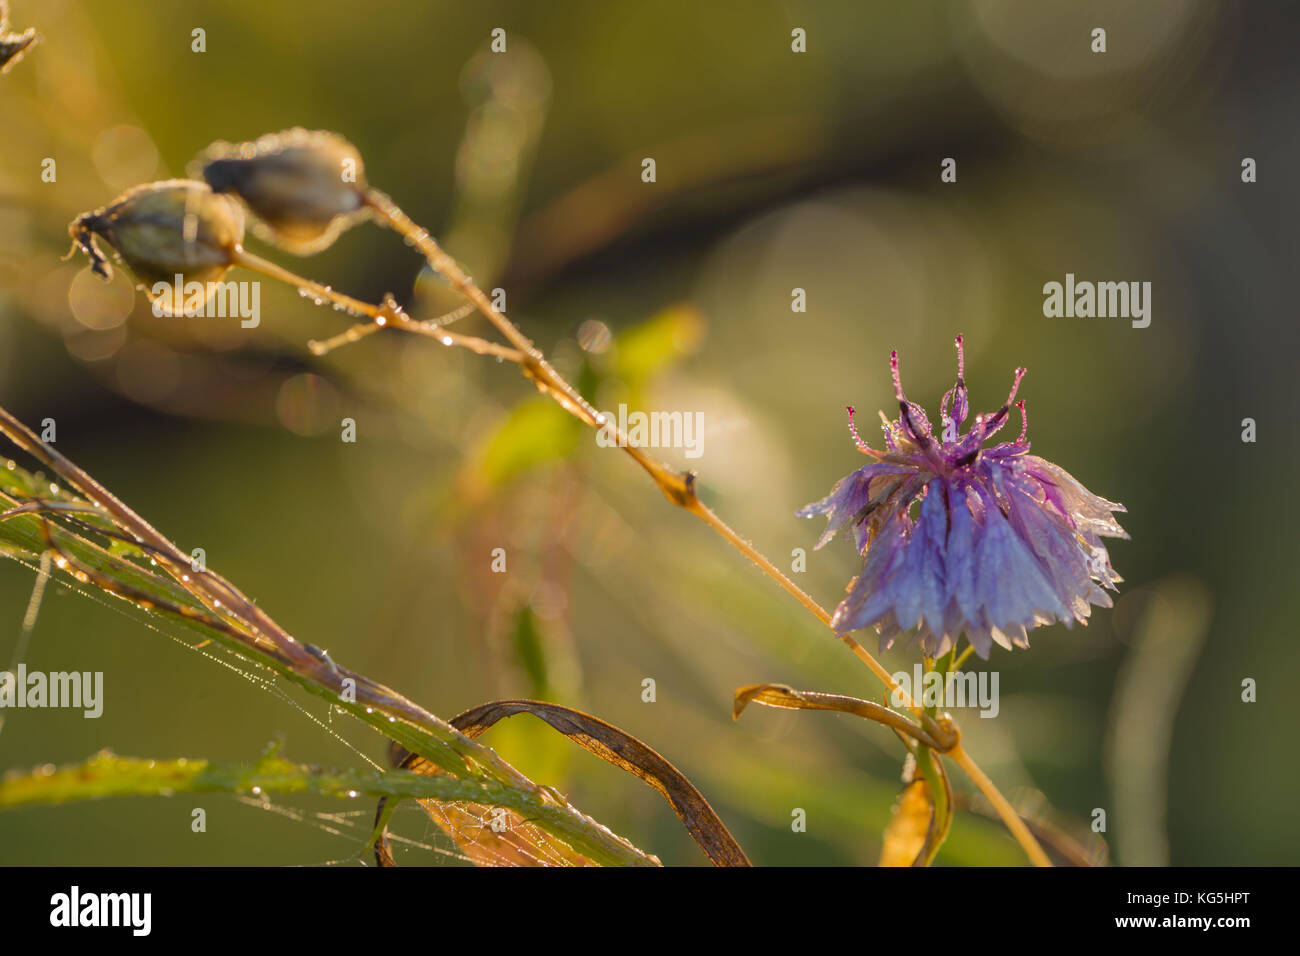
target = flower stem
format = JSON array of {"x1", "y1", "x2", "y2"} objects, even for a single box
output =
[
  {"x1": 231, "y1": 248, "x2": 522, "y2": 361},
  {"x1": 948, "y1": 743, "x2": 1052, "y2": 867},
  {"x1": 913, "y1": 743, "x2": 951, "y2": 866}
]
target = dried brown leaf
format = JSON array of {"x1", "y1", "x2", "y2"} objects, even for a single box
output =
[
  {"x1": 879, "y1": 780, "x2": 934, "y2": 867},
  {"x1": 378, "y1": 698, "x2": 750, "y2": 867},
  {"x1": 733, "y1": 682, "x2": 945, "y2": 749}
]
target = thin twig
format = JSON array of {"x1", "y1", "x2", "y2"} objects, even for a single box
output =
[
  {"x1": 232, "y1": 248, "x2": 523, "y2": 363},
  {"x1": 308, "y1": 302, "x2": 478, "y2": 357}
]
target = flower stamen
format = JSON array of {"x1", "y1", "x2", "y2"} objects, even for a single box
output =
[
  {"x1": 977, "y1": 367, "x2": 1027, "y2": 442},
  {"x1": 1015, "y1": 400, "x2": 1029, "y2": 445},
  {"x1": 845, "y1": 406, "x2": 883, "y2": 457},
  {"x1": 890, "y1": 350, "x2": 945, "y2": 468},
  {"x1": 949, "y1": 334, "x2": 970, "y2": 432}
]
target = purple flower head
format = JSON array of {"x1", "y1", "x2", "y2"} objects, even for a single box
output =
[{"x1": 798, "y1": 335, "x2": 1127, "y2": 659}]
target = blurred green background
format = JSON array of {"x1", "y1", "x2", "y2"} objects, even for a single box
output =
[{"x1": 0, "y1": 0, "x2": 1296, "y2": 865}]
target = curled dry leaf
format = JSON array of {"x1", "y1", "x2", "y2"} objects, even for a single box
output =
[
  {"x1": 736, "y1": 682, "x2": 956, "y2": 866},
  {"x1": 879, "y1": 779, "x2": 934, "y2": 867},
  {"x1": 732, "y1": 682, "x2": 948, "y2": 750},
  {"x1": 377, "y1": 699, "x2": 751, "y2": 867}
]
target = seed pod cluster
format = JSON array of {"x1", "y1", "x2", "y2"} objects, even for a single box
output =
[
  {"x1": 67, "y1": 179, "x2": 245, "y2": 287},
  {"x1": 195, "y1": 128, "x2": 368, "y2": 255}
]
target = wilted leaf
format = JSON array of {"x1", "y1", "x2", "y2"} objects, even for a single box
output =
[
  {"x1": 879, "y1": 779, "x2": 933, "y2": 867},
  {"x1": 382, "y1": 698, "x2": 750, "y2": 867},
  {"x1": 737, "y1": 682, "x2": 956, "y2": 866},
  {"x1": 733, "y1": 683, "x2": 945, "y2": 749}
]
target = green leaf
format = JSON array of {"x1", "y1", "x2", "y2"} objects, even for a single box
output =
[
  {"x1": 511, "y1": 604, "x2": 552, "y2": 698},
  {"x1": 612, "y1": 303, "x2": 706, "y2": 392},
  {"x1": 459, "y1": 396, "x2": 583, "y2": 501},
  {"x1": 0, "y1": 750, "x2": 583, "y2": 813}
]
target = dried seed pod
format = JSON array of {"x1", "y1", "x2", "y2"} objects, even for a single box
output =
[
  {"x1": 67, "y1": 180, "x2": 245, "y2": 288},
  {"x1": 195, "y1": 128, "x2": 368, "y2": 255},
  {"x1": 0, "y1": 1, "x2": 37, "y2": 74}
]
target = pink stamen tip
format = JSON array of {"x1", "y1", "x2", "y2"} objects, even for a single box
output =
[
  {"x1": 889, "y1": 350, "x2": 906, "y2": 401},
  {"x1": 954, "y1": 334, "x2": 965, "y2": 382},
  {"x1": 845, "y1": 405, "x2": 881, "y2": 456},
  {"x1": 1006, "y1": 367, "x2": 1027, "y2": 405}
]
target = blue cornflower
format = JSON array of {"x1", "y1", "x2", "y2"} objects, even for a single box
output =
[{"x1": 798, "y1": 335, "x2": 1127, "y2": 659}]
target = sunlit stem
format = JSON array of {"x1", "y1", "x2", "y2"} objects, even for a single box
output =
[
  {"x1": 393, "y1": 315, "x2": 525, "y2": 362},
  {"x1": 914, "y1": 743, "x2": 951, "y2": 866},
  {"x1": 364, "y1": 189, "x2": 539, "y2": 356},
  {"x1": 309, "y1": 303, "x2": 478, "y2": 357},
  {"x1": 948, "y1": 744, "x2": 1052, "y2": 867},
  {"x1": 232, "y1": 247, "x2": 378, "y2": 318},
  {"x1": 231, "y1": 248, "x2": 521, "y2": 362}
]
